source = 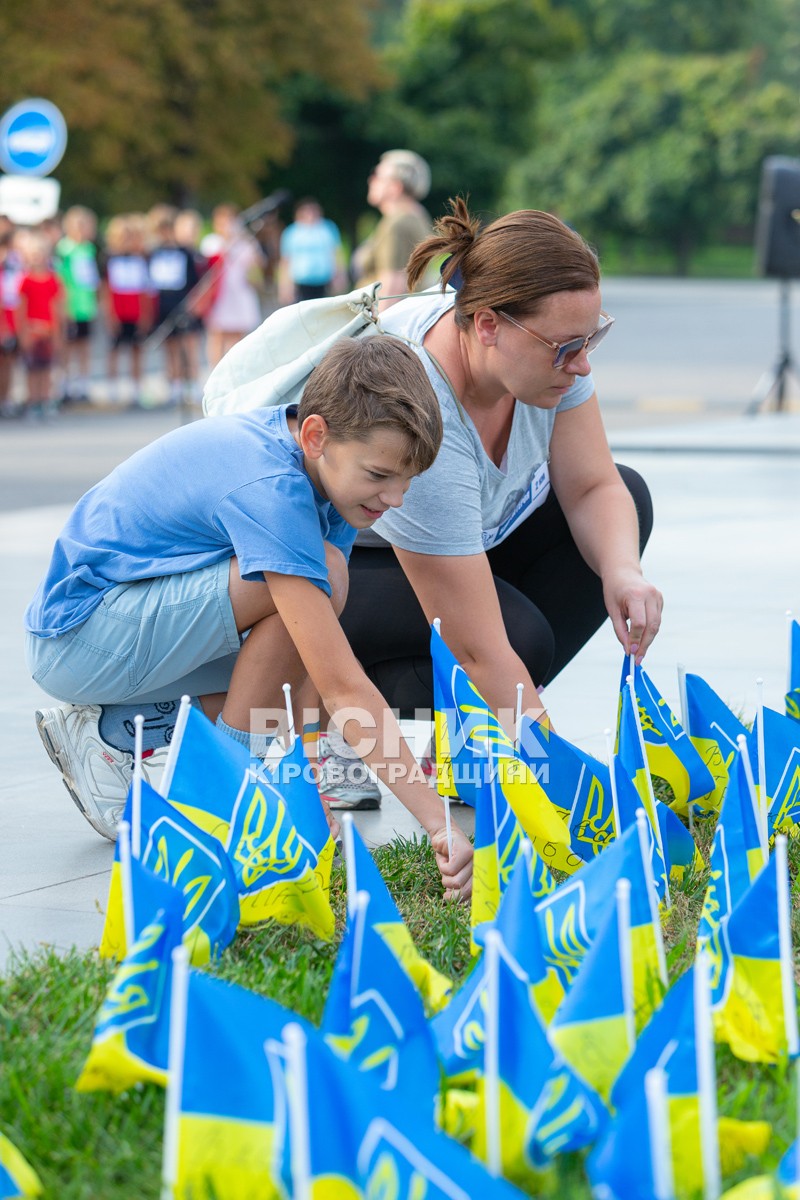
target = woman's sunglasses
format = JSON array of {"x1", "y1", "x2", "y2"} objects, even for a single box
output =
[{"x1": 497, "y1": 309, "x2": 615, "y2": 368}]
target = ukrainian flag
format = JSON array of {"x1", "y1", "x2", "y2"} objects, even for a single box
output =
[
  {"x1": 469, "y1": 741, "x2": 526, "y2": 950},
  {"x1": 0, "y1": 1132, "x2": 41, "y2": 1199},
  {"x1": 164, "y1": 703, "x2": 257, "y2": 842},
  {"x1": 472, "y1": 933, "x2": 606, "y2": 1186},
  {"x1": 621, "y1": 659, "x2": 715, "y2": 815},
  {"x1": 697, "y1": 749, "x2": 765, "y2": 945},
  {"x1": 171, "y1": 970, "x2": 307, "y2": 1200},
  {"x1": 706, "y1": 849, "x2": 792, "y2": 1064},
  {"x1": 321, "y1": 891, "x2": 440, "y2": 1118},
  {"x1": 617, "y1": 678, "x2": 669, "y2": 894},
  {"x1": 787, "y1": 618, "x2": 800, "y2": 723},
  {"x1": 77, "y1": 897, "x2": 183, "y2": 1093},
  {"x1": 685, "y1": 670, "x2": 747, "y2": 814},
  {"x1": 344, "y1": 819, "x2": 452, "y2": 1014},
  {"x1": 587, "y1": 1066, "x2": 671, "y2": 1200},
  {"x1": 430, "y1": 624, "x2": 573, "y2": 867},
  {"x1": 549, "y1": 890, "x2": 635, "y2": 1103},
  {"x1": 225, "y1": 736, "x2": 335, "y2": 941},
  {"x1": 751, "y1": 705, "x2": 800, "y2": 837}
]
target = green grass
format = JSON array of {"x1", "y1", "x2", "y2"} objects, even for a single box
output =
[{"x1": 1, "y1": 831, "x2": 798, "y2": 1198}]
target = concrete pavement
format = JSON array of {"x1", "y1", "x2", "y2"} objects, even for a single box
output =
[{"x1": 1, "y1": 390, "x2": 799, "y2": 972}]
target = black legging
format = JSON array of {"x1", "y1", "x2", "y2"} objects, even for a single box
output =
[{"x1": 339, "y1": 464, "x2": 653, "y2": 716}]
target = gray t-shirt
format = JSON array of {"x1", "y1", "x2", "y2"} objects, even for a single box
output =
[{"x1": 364, "y1": 291, "x2": 595, "y2": 555}]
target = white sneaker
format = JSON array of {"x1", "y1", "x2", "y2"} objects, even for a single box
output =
[
  {"x1": 317, "y1": 732, "x2": 382, "y2": 811},
  {"x1": 35, "y1": 703, "x2": 169, "y2": 841}
]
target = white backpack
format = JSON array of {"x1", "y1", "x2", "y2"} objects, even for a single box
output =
[{"x1": 202, "y1": 283, "x2": 384, "y2": 416}]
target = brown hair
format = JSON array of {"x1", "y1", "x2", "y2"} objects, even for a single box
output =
[
  {"x1": 298, "y1": 335, "x2": 443, "y2": 474},
  {"x1": 406, "y1": 196, "x2": 600, "y2": 329}
]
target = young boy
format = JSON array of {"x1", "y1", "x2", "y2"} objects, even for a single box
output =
[
  {"x1": 16, "y1": 230, "x2": 65, "y2": 415},
  {"x1": 25, "y1": 336, "x2": 472, "y2": 897}
]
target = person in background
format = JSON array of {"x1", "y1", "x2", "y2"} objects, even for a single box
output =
[
  {"x1": 173, "y1": 208, "x2": 209, "y2": 404},
  {"x1": 55, "y1": 206, "x2": 100, "y2": 404},
  {"x1": 0, "y1": 228, "x2": 22, "y2": 416},
  {"x1": 148, "y1": 209, "x2": 202, "y2": 407},
  {"x1": 101, "y1": 214, "x2": 152, "y2": 407},
  {"x1": 15, "y1": 229, "x2": 65, "y2": 417},
  {"x1": 278, "y1": 197, "x2": 344, "y2": 305},
  {"x1": 351, "y1": 150, "x2": 434, "y2": 309},
  {"x1": 200, "y1": 203, "x2": 265, "y2": 369}
]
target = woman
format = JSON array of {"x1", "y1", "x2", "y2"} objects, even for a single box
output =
[{"x1": 322, "y1": 198, "x2": 663, "y2": 808}]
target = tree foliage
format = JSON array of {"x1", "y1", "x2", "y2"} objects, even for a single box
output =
[
  {"x1": 504, "y1": 50, "x2": 800, "y2": 272},
  {"x1": 0, "y1": 0, "x2": 385, "y2": 212}
]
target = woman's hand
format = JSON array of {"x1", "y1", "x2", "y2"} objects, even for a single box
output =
[
  {"x1": 430, "y1": 824, "x2": 473, "y2": 902},
  {"x1": 603, "y1": 566, "x2": 663, "y2": 664}
]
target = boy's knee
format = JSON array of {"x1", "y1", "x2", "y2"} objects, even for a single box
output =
[{"x1": 325, "y1": 543, "x2": 349, "y2": 615}]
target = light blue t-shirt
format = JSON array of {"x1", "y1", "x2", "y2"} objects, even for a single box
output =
[
  {"x1": 366, "y1": 292, "x2": 595, "y2": 555},
  {"x1": 26, "y1": 405, "x2": 356, "y2": 638},
  {"x1": 280, "y1": 220, "x2": 341, "y2": 286}
]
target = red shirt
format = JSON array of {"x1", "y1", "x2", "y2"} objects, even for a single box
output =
[
  {"x1": 18, "y1": 272, "x2": 62, "y2": 330},
  {"x1": 104, "y1": 254, "x2": 151, "y2": 323}
]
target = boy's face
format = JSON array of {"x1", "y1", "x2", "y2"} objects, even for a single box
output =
[{"x1": 302, "y1": 423, "x2": 417, "y2": 529}]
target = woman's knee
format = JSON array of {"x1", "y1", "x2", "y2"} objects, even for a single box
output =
[
  {"x1": 616, "y1": 463, "x2": 654, "y2": 552},
  {"x1": 325, "y1": 543, "x2": 349, "y2": 616}
]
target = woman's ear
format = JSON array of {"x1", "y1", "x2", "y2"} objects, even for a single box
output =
[
  {"x1": 298, "y1": 413, "x2": 330, "y2": 460},
  {"x1": 473, "y1": 307, "x2": 500, "y2": 347}
]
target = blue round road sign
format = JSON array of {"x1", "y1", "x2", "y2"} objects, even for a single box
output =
[{"x1": 0, "y1": 99, "x2": 67, "y2": 177}]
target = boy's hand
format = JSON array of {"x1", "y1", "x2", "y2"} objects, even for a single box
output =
[{"x1": 430, "y1": 825, "x2": 473, "y2": 902}]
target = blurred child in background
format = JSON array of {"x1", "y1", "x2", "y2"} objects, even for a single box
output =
[
  {"x1": 148, "y1": 208, "x2": 202, "y2": 406},
  {"x1": 101, "y1": 214, "x2": 152, "y2": 407},
  {"x1": 55, "y1": 206, "x2": 100, "y2": 404},
  {"x1": 16, "y1": 230, "x2": 65, "y2": 416}
]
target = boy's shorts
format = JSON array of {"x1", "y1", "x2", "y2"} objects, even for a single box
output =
[
  {"x1": 24, "y1": 336, "x2": 55, "y2": 370},
  {"x1": 110, "y1": 321, "x2": 145, "y2": 348},
  {"x1": 26, "y1": 559, "x2": 242, "y2": 705},
  {"x1": 67, "y1": 319, "x2": 93, "y2": 342}
]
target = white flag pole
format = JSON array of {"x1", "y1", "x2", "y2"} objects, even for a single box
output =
[
  {"x1": 616, "y1": 878, "x2": 636, "y2": 1054},
  {"x1": 605, "y1": 728, "x2": 621, "y2": 840},
  {"x1": 283, "y1": 683, "x2": 296, "y2": 750},
  {"x1": 694, "y1": 948, "x2": 721, "y2": 1200},
  {"x1": 788, "y1": 610, "x2": 795, "y2": 696},
  {"x1": 483, "y1": 929, "x2": 502, "y2": 1178},
  {"x1": 132, "y1": 714, "x2": 144, "y2": 860},
  {"x1": 677, "y1": 663, "x2": 689, "y2": 734},
  {"x1": 776, "y1": 835, "x2": 800, "y2": 1059},
  {"x1": 628, "y1": 674, "x2": 671, "y2": 909},
  {"x1": 737, "y1": 734, "x2": 768, "y2": 865},
  {"x1": 432, "y1": 616, "x2": 442, "y2": 636},
  {"x1": 514, "y1": 682, "x2": 524, "y2": 752},
  {"x1": 118, "y1": 819, "x2": 135, "y2": 952},
  {"x1": 443, "y1": 794, "x2": 453, "y2": 861},
  {"x1": 341, "y1": 813, "x2": 357, "y2": 918},
  {"x1": 645, "y1": 1066, "x2": 675, "y2": 1200},
  {"x1": 160, "y1": 944, "x2": 190, "y2": 1200},
  {"x1": 159, "y1": 695, "x2": 191, "y2": 799},
  {"x1": 283, "y1": 1023, "x2": 312, "y2": 1200},
  {"x1": 635, "y1": 808, "x2": 668, "y2": 986}
]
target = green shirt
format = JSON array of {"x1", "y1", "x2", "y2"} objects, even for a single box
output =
[{"x1": 55, "y1": 238, "x2": 99, "y2": 321}]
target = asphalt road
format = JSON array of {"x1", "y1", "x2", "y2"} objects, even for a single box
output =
[{"x1": 1, "y1": 277, "x2": 798, "y2": 513}]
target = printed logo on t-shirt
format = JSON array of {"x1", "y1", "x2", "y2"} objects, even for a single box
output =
[
  {"x1": 107, "y1": 255, "x2": 149, "y2": 293},
  {"x1": 482, "y1": 461, "x2": 550, "y2": 549},
  {"x1": 73, "y1": 257, "x2": 99, "y2": 289},
  {"x1": 149, "y1": 249, "x2": 188, "y2": 292}
]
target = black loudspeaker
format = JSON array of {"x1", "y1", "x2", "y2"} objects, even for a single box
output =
[{"x1": 755, "y1": 156, "x2": 800, "y2": 278}]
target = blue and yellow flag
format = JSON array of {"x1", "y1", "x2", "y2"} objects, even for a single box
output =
[
  {"x1": 471, "y1": 934, "x2": 606, "y2": 1186},
  {"x1": 344, "y1": 819, "x2": 452, "y2": 1014},
  {"x1": 322, "y1": 890, "x2": 440, "y2": 1120},
  {"x1": 620, "y1": 659, "x2": 715, "y2": 815},
  {"x1": 706, "y1": 848, "x2": 792, "y2": 1063},
  {"x1": 291, "y1": 1023, "x2": 525, "y2": 1200},
  {"x1": 617, "y1": 678, "x2": 671, "y2": 895},
  {"x1": 787, "y1": 618, "x2": 800, "y2": 723},
  {"x1": 0, "y1": 1132, "x2": 41, "y2": 1199},
  {"x1": 164, "y1": 703, "x2": 257, "y2": 842},
  {"x1": 518, "y1": 719, "x2": 620, "y2": 862},
  {"x1": 534, "y1": 820, "x2": 665, "y2": 1025},
  {"x1": 431, "y1": 624, "x2": 574, "y2": 871},
  {"x1": 225, "y1": 736, "x2": 335, "y2": 940},
  {"x1": 549, "y1": 888, "x2": 635, "y2": 1103},
  {"x1": 470, "y1": 740, "x2": 527, "y2": 950},
  {"x1": 170, "y1": 968, "x2": 307, "y2": 1200},
  {"x1": 749, "y1": 704, "x2": 800, "y2": 837},
  {"x1": 101, "y1": 779, "x2": 239, "y2": 966},
  {"x1": 587, "y1": 1066, "x2": 672, "y2": 1200},
  {"x1": 99, "y1": 824, "x2": 187, "y2": 961},
  {"x1": 697, "y1": 749, "x2": 765, "y2": 946},
  {"x1": 77, "y1": 895, "x2": 184, "y2": 1093},
  {"x1": 685, "y1": 670, "x2": 747, "y2": 813},
  {"x1": 474, "y1": 841, "x2": 562, "y2": 1023}
]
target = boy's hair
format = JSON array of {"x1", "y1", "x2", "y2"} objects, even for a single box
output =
[{"x1": 298, "y1": 336, "x2": 443, "y2": 475}]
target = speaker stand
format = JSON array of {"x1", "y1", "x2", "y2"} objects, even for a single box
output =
[{"x1": 749, "y1": 280, "x2": 800, "y2": 414}]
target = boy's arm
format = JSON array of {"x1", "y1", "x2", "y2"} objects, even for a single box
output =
[{"x1": 264, "y1": 569, "x2": 473, "y2": 898}]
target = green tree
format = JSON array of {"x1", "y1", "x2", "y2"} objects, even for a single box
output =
[
  {"x1": 0, "y1": 0, "x2": 384, "y2": 214},
  {"x1": 504, "y1": 51, "x2": 800, "y2": 273}
]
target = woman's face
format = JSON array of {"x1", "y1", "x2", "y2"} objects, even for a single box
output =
[{"x1": 482, "y1": 287, "x2": 603, "y2": 409}]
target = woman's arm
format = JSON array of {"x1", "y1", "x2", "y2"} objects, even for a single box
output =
[{"x1": 547, "y1": 393, "x2": 663, "y2": 662}]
